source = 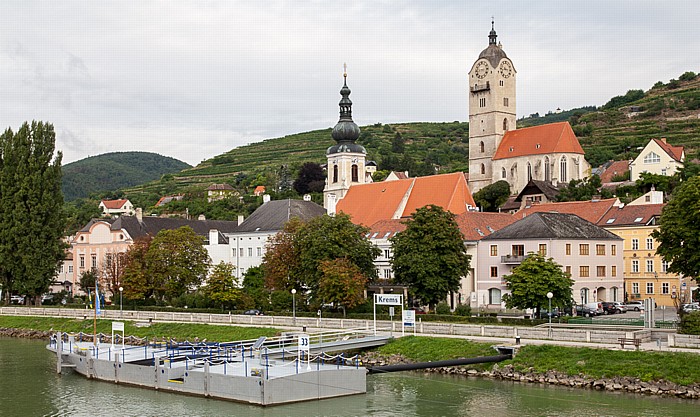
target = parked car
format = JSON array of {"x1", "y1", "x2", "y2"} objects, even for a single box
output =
[
  {"x1": 243, "y1": 309, "x2": 263, "y2": 316},
  {"x1": 624, "y1": 301, "x2": 644, "y2": 311},
  {"x1": 10, "y1": 295, "x2": 24, "y2": 304},
  {"x1": 574, "y1": 305, "x2": 598, "y2": 317},
  {"x1": 536, "y1": 308, "x2": 560, "y2": 319},
  {"x1": 682, "y1": 303, "x2": 700, "y2": 313},
  {"x1": 601, "y1": 302, "x2": 626, "y2": 314},
  {"x1": 585, "y1": 302, "x2": 604, "y2": 315},
  {"x1": 408, "y1": 307, "x2": 427, "y2": 315}
]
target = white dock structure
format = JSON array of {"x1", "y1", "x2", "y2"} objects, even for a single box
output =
[{"x1": 48, "y1": 329, "x2": 389, "y2": 406}]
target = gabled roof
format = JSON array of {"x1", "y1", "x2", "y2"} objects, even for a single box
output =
[
  {"x1": 483, "y1": 212, "x2": 621, "y2": 241},
  {"x1": 454, "y1": 212, "x2": 518, "y2": 241},
  {"x1": 236, "y1": 199, "x2": 326, "y2": 233},
  {"x1": 337, "y1": 172, "x2": 476, "y2": 227},
  {"x1": 155, "y1": 195, "x2": 183, "y2": 207},
  {"x1": 79, "y1": 216, "x2": 239, "y2": 244},
  {"x1": 599, "y1": 160, "x2": 630, "y2": 183},
  {"x1": 367, "y1": 219, "x2": 406, "y2": 240},
  {"x1": 207, "y1": 183, "x2": 234, "y2": 191},
  {"x1": 100, "y1": 199, "x2": 129, "y2": 209},
  {"x1": 515, "y1": 198, "x2": 621, "y2": 225},
  {"x1": 493, "y1": 122, "x2": 584, "y2": 160},
  {"x1": 652, "y1": 138, "x2": 684, "y2": 162},
  {"x1": 597, "y1": 203, "x2": 665, "y2": 227},
  {"x1": 254, "y1": 185, "x2": 266, "y2": 193},
  {"x1": 514, "y1": 180, "x2": 561, "y2": 202}
]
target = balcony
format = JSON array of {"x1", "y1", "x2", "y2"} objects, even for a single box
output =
[
  {"x1": 501, "y1": 255, "x2": 525, "y2": 264},
  {"x1": 470, "y1": 81, "x2": 490, "y2": 93}
]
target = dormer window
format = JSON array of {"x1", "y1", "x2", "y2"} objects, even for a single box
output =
[{"x1": 644, "y1": 152, "x2": 660, "y2": 164}]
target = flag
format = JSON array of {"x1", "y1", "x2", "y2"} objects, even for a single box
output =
[
  {"x1": 87, "y1": 289, "x2": 93, "y2": 309},
  {"x1": 95, "y1": 287, "x2": 101, "y2": 316}
]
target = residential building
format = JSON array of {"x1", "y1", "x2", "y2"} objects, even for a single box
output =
[
  {"x1": 598, "y1": 203, "x2": 689, "y2": 307},
  {"x1": 467, "y1": 22, "x2": 590, "y2": 194},
  {"x1": 99, "y1": 199, "x2": 134, "y2": 216},
  {"x1": 154, "y1": 195, "x2": 184, "y2": 207},
  {"x1": 478, "y1": 212, "x2": 623, "y2": 309},
  {"x1": 253, "y1": 186, "x2": 266, "y2": 196},
  {"x1": 629, "y1": 138, "x2": 685, "y2": 181},
  {"x1": 515, "y1": 198, "x2": 623, "y2": 224},
  {"x1": 599, "y1": 160, "x2": 631, "y2": 184},
  {"x1": 207, "y1": 183, "x2": 237, "y2": 202}
]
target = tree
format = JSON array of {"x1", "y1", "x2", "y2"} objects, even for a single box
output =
[
  {"x1": 0, "y1": 122, "x2": 66, "y2": 305},
  {"x1": 205, "y1": 262, "x2": 240, "y2": 310},
  {"x1": 390, "y1": 205, "x2": 470, "y2": 310},
  {"x1": 501, "y1": 253, "x2": 574, "y2": 316},
  {"x1": 473, "y1": 180, "x2": 511, "y2": 212},
  {"x1": 391, "y1": 132, "x2": 405, "y2": 153},
  {"x1": 262, "y1": 218, "x2": 304, "y2": 291},
  {"x1": 101, "y1": 251, "x2": 126, "y2": 298},
  {"x1": 293, "y1": 162, "x2": 326, "y2": 194},
  {"x1": 78, "y1": 270, "x2": 97, "y2": 294},
  {"x1": 242, "y1": 266, "x2": 269, "y2": 310},
  {"x1": 652, "y1": 176, "x2": 700, "y2": 279},
  {"x1": 556, "y1": 175, "x2": 612, "y2": 202},
  {"x1": 146, "y1": 226, "x2": 211, "y2": 301},
  {"x1": 121, "y1": 236, "x2": 153, "y2": 300},
  {"x1": 318, "y1": 258, "x2": 368, "y2": 316}
]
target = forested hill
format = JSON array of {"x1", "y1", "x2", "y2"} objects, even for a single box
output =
[{"x1": 62, "y1": 152, "x2": 191, "y2": 201}]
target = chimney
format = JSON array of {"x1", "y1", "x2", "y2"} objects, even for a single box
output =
[
  {"x1": 198, "y1": 214, "x2": 206, "y2": 221},
  {"x1": 135, "y1": 208, "x2": 143, "y2": 222},
  {"x1": 303, "y1": 194, "x2": 311, "y2": 201},
  {"x1": 209, "y1": 229, "x2": 218, "y2": 245},
  {"x1": 238, "y1": 215, "x2": 244, "y2": 226},
  {"x1": 661, "y1": 138, "x2": 667, "y2": 143},
  {"x1": 263, "y1": 194, "x2": 271, "y2": 204}
]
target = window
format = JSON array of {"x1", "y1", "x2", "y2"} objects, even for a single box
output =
[
  {"x1": 257, "y1": 247, "x2": 262, "y2": 257},
  {"x1": 631, "y1": 239, "x2": 639, "y2": 250},
  {"x1": 248, "y1": 247, "x2": 253, "y2": 257},
  {"x1": 511, "y1": 245, "x2": 524, "y2": 257},
  {"x1": 646, "y1": 282, "x2": 654, "y2": 294},
  {"x1": 489, "y1": 288, "x2": 502, "y2": 304},
  {"x1": 579, "y1": 244, "x2": 589, "y2": 256},
  {"x1": 501, "y1": 167, "x2": 506, "y2": 179},
  {"x1": 384, "y1": 249, "x2": 391, "y2": 259},
  {"x1": 105, "y1": 253, "x2": 113, "y2": 269},
  {"x1": 565, "y1": 265, "x2": 572, "y2": 275},
  {"x1": 565, "y1": 243, "x2": 571, "y2": 255},
  {"x1": 499, "y1": 80, "x2": 504, "y2": 86},
  {"x1": 538, "y1": 244, "x2": 547, "y2": 256},
  {"x1": 68, "y1": 265, "x2": 73, "y2": 273},
  {"x1": 527, "y1": 162, "x2": 532, "y2": 182},
  {"x1": 632, "y1": 283, "x2": 639, "y2": 295},
  {"x1": 239, "y1": 248, "x2": 244, "y2": 257},
  {"x1": 479, "y1": 98, "x2": 486, "y2": 107},
  {"x1": 333, "y1": 165, "x2": 338, "y2": 183},
  {"x1": 80, "y1": 255, "x2": 85, "y2": 269},
  {"x1": 646, "y1": 259, "x2": 654, "y2": 273},
  {"x1": 644, "y1": 151, "x2": 660, "y2": 164},
  {"x1": 597, "y1": 266, "x2": 606, "y2": 277},
  {"x1": 503, "y1": 118, "x2": 509, "y2": 131},
  {"x1": 632, "y1": 259, "x2": 639, "y2": 273},
  {"x1": 59, "y1": 264, "x2": 64, "y2": 273},
  {"x1": 490, "y1": 266, "x2": 498, "y2": 277},
  {"x1": 662, "y1": 260, "x2": 669, "y2": 272},
  {"x1": 580, "y1": 266, "x2": 590, "y2": 277},
  {"x1": 544, "y1": 156, "x2": 551, "y2": 181},
  {"x1": 383, "y1": 269, "x2": 391, "y2": 279},
  {"x1": 596, "y1": 244, "x2": 605, "y2": 256},
  {"x1": 490, "y1": 245, "x2": 498, "y2": 256},
  {"x1": 503, "y1": 97, "x2": 509, "y2": 107},
  {"x1": 560, "y1": 156, "x2": 568, "y2": 182},
  {"x1": 91, "y1": 255, "x2": 97, "y2": 269},
  {"x1": 611, "y1": 245, "x2": 616, "y2": 256},
  {"x1": 480, "y1": 164, "x2": 485, "y2": 175},
  {"x1": 646, "y1": 238, "x2": 653, "y2": 250},
  {"x1": 611, "y1": 265, "x2": 617, "y2": 277},
  {"x1": 480, "y1": 141, "x2": 485, "y2": 153},
  {"x1": 351, "y1": 164, "x2": 359, "y2": 182},
  {"x1": 662, "y1": 282, "x2": 670, "y2": 294}
]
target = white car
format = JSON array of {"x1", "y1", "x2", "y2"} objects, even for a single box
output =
[
  {"x1": 624, "y1": 301, "x2": 644, "y2": 311},
  {"x1": 10, "y1": 295, "x2": 24, "y2": 304},
  {"x1": 682, "y1": 303, "x2": 700, "y2": 313}
]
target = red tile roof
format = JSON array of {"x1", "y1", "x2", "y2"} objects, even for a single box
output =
[
  {"x1": 599, "y1": 160, "x2": 630, "y2": 183},
  {"x1": 454, "y1": 212, "x2": 518, "y2": 241},
  {"x1": 337, "y1": 172, "x2": 476, "y2": 227},
  {"x1": 367, "y1": 219, "x2": 406, "y2": 239},
  {"x1": 101, "y1": 199, "x2": 129, "y2": 209},
  {"x1": 493, "y1": 122, "x2": 584, "y2": 160},
  {"x1": 653, "y1": 138, "x2": 684, "y2": 162},
  {"x1": 597, "y1": 203, "x2": 665, "y2": 227},
  {"x1": 514, "y1": 198, "x2": 621, "y2": 224}
]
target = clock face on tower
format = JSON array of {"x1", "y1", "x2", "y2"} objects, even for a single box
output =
[
  {"x1": 475, "y1": 61, "x2": 489, "y2": 79},
  {"x1": 499, "y1": 61, "x2": 513, "y2": 78}
]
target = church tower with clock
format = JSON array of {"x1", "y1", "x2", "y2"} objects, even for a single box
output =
[
  {"x1": 323, "y1": 67, "x2": 370, "y2": 213},
  {"x1": 468, "y1": 21, "x2": 517, "y2": 194}
]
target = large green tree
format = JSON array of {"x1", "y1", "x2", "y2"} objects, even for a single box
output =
[
  {"x1": 121, "y1": 236, "x2": 154, "y2": 300},
  {"x1": 652, "y1": 176, "x2": 700, "y2": 280},
  {"x1": 205, "y1": 262, "x2": 240, "y2": 310},
  {"x1": 390, "y1": 205, "x2": 470, "y2": 310},
  {"x1": 473, "y1": 180, "x2": 511, "y2": 212},
  {"x1": 146, "y1": 226, "x2": 211, "y2": 301},
  {"x1": 0, "y1": 122, "x2": 66, "y2": 305},
  {"x1": 501, "y1": 253, "x2": 574, "y2": 316},
  {"x1": 318, "y1": 258, "x2": 368, "y2": 315}
]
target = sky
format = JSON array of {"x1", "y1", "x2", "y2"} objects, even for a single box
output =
[{"x1": 1, "y1": 1, "x2": 698, "y2": 166}]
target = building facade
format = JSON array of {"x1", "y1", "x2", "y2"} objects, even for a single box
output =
[{"x1": 629, "y1": 138, "x2": 685, "y2": 181}]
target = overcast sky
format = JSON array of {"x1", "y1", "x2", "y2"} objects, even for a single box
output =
[{"x1": 1, "y1": 1, "x2": 698, "y2": 166}]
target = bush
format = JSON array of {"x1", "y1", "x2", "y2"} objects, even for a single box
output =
[
  {"x1": 435, "y1": 302, "x2": 451, "y2": 315},
  {"x1": 679, "y1": 311, "x2": 700, "y2": 335},
  {"x1": 454, "y1": 304, "x2": 472, "y2": 317}
]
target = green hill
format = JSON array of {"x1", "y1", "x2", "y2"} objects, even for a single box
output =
[
  {"x1": 62, "y1": 152, "x2": 191, "y2": 201},
  {"x1": 123, "y1": 73, "x2": 699, "y2": 206}
]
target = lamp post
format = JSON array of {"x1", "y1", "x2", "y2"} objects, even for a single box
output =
[
  {"x1": 291, "y1": 288, "x2": 297, "y2": 325},
  {"x1": 119, "y1": 286, "x2": 123, "y2": 318},
  {"x1": 547, "y1": 291, "x2": 553, "y2": 337}
]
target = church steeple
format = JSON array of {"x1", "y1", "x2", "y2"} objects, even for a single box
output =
[
  {"x1": 328, "y1": 64, "x2": 363, "y2": 151},
  {"x1": 489, "y1": 18, "x2": 497, "y2": 45}
]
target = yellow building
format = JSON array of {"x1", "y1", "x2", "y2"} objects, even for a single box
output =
[{"x1": 599, "y1": 202, "x2": 688, "y2": 307}]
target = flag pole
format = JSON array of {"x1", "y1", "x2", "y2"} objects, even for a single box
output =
[{"x1": 93, "y1": 287, "x2": 97, "y2": 347}]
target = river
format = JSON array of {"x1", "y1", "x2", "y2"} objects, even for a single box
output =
[{"x1": 0, "y1": 337, "x2": 697, "y2": 416}]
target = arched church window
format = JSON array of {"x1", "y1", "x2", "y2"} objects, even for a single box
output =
[
  {"x1": 544, "y1": 157, "x2": 550, "y2": 181},
  {"x1": 560, "y1": 156, "x2": 568, "y2": 182},
  {"x1": 479, "y1": 141, "x2": 484, "y2": 153},
  {"x1": 503, "y1": 118, "x2": 509, "y2": 131},
  {"x1": 501, "y1": 167, "x2": 506, "y2": 179},
  {"x1": 351, "y1": 164, "x2": 359, "y2": 182},
  {"x1": 480, "y1": 164, "x2": 485, "y2": 175},
  {"x1": 527, "y1": 162, "x2": 532, "y2": 182},
  {"x1": 333, "y1": 165, "x2": 338, "y2": 183}
]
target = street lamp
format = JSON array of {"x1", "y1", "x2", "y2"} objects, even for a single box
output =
[
  {"x1": 547, "y1": 292, "x2": 554, "y2": 336},
  {"x1": 291, "y1": 288, "x2": 297, "y2": 325},
  {"x1": 119, "y1": 286, "x2": 123, "y2": 318}
]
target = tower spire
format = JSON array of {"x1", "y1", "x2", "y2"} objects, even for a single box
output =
[
  {"x1": 330, "y1": 64, "x2": 361, "y2": 144},
  {"x1": 489, "y1": 17, "x2": 497, "y2": 45}
]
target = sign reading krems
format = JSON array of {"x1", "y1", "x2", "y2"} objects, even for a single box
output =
[{"x1": 374, "y1": 294, "x2": 403, "y2": 305}]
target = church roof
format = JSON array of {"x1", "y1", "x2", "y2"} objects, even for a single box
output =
[
  {"x1": 336, "y1": 172, "x2": 476, "y2": 227},
  {"x1": 478, "y1": 44, "x2": 509, "y2": 68},
  {"x1": 493, "y1": 122, "x2": 585, "y2": 160}
]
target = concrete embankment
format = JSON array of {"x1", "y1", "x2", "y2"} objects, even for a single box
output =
[{"x1": 361, "y1": 352, "x2": 700, "y2": 399}]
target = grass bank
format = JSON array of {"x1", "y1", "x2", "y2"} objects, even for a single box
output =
[
  {"x1": 0, "y1": 316, "x2": 278, "y2": 341},
  {"x1": 377, "y1": 336, "x2": 700, "y2": 386}
]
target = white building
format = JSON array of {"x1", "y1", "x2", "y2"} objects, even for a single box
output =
[{"x1": 629, "y1": 138, "x2": 685, "y2": 181}]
